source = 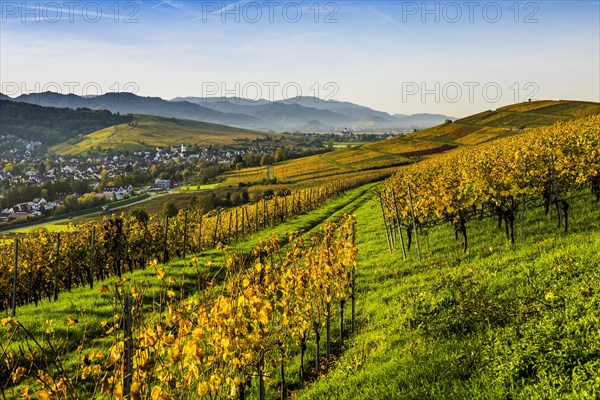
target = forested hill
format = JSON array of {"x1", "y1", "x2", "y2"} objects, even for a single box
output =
[{"x1": 0, "y1": 100, "x2": 133, "y2": 145}]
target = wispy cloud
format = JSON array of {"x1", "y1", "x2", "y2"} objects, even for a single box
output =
[{"x1": 152, "y1": 0, "x2": 186, "y2": 10}]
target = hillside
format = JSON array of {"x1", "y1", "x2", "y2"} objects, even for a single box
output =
[
  {"x1": 0, "y1": 100, "x2": 132, "y2": 145},
  {"x1": 218, "y1": 100, "x2": 600, "y2": 189},
  {"x1": 366, "y1": 100, "x2": 600, "y2": 155},
  {"x1": 50, "y1": 114, "x2": 267, "y2": 155}
]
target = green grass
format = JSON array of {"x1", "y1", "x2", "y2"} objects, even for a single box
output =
[
  {"x1": 333, "y1": 142, "x2": 366, "y2": 149},
  {"x1": 176, "y1": 183, "x2": 220, "y2": 191},
  {"x1": 295, "y1": 190, "x2": 600, "y2": 399}
]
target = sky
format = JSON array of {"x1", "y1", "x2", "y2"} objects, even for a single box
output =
[{"x1": 1, "y1": 0, "x2": 599, "y2": 117}]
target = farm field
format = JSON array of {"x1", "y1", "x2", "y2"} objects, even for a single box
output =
[{"x1": 50, "y1": 114, "x2": 267, "y2": 155}]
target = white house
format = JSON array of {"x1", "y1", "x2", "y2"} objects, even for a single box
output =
[{"x1": 103, "y1": 185, "x2": 134, "y2": 200}]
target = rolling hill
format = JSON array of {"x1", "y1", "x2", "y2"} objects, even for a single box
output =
[
  {"x1": 365, "y1": 100, "x2": 600, "y2": 156},
  {"x1": 218, "y1": 100, "x2": 600, "y2": 189},
  {"x1": 50, "y1": 114, "x2": 266, "y2": 155}
]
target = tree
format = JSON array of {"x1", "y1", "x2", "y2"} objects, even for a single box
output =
[
  {"x1": 99, "y1": 170, "x2": 109, "y2": 191},
  {"x1": 64, "y1": 194, "x2": 80, "y2": 212},
  {"x1": 260, "y1": 154, "x2": 274, "y2": 166},
  {"x1": 163, "y1": 202, "x2": 178, "y2": 218},
  {"x1": 243, "y1": 152, "x2": 260, "y2": 167},
  {"x1": 274, "y1": 147, "x2": 286, "y2": 162},
  {"x1": 230, "y1": 155, "x2": 243, "y2": 169},
  {"x1": 131, "y1": 208, "x2": 149, "y2": 226}
]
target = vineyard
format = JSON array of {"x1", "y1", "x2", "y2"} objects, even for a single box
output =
[
  {"x1": 2, "y1": 215, "x2": 357, "y2": 399},
  {"x1": 377, "y1": 115, "x2": 600, "y2": 255},
  {"x1": 0, "y1": 173, "x2": 389, "y2": 312},
  {"x1": 0, "y1": 111, "x2": 599, "y2": 399},
  {"x1": 219, "y1": 101, "x2": 600, "y2": 191}
]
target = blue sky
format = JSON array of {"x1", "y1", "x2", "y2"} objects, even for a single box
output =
[{"x1": 1, "y1": 0, "x2": 599, "y2": 117}]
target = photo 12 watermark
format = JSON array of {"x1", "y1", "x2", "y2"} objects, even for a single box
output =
[
  {"x1": 201, "y1": 81, "x2": 340, "y2": 102},
  {"x1": 196, "y1": 1, "x2": 339, "y2": 23},
  {"x1": 401, "y1": 81, "x2": 540, "y2": 104},
  {"x1": 400, "y1": 2, "x2": 540, "y2": 23},
  {"x1": 1, "y1": 1, "x2": 139, "y2": 23},
  {"x1": 1, "y1": 81, "x2": 141, "y2": 103}
]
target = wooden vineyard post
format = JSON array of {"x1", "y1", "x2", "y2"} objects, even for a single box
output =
[
  {"x1": 198, "y1": 212, "x2": 203, "y2": 253},
  {"x1": 326, "y1": 301, "x2": 331, "y2": 362},
  {"x1": 54, "y1": 233, "x2": 61, "y2": 301},
  {"x1": 228, "y1": 211, "x2": 232, "y2": 244},
  {"x1": 340, "y1": 298, "x2": 345, "y2": 348},
  {"x1": 407, "y1": 185, "x2": 422, "y2": 263},
  {"x1": 183, "y1": 211, "x2": 188, "y2": 259},
  {"x1": 258, "y1": 354, "x2": 265, "y2": 400},
  {"x1": 390, "y1": 188, "x2": 407, "y2": 260},
  {"x1": 255, "y1": 202, "x2": 259, "y2": 232},
  {"x1": 244, "y1": 207, "x2": 250, "y2": 236},
  {"x1": 12, "y1": 239, "x2": 18, "y2": 317},
  {"x1": 123, "y1": 295, "x2": 133, "y2": 399},
  {"x1": 89, "y1": 226, "x2": 95, "y2": 289},
  {"x1": 213, "y1": 209, "x2": 221, "y2": 247},
  {"x1": 351, "y1": 222, "x2": 356, "y2": 334},
  {"x1": 235, "y1": 208, "x2": 239, "y2": 243},
  {"x1": 549, "y1": 141, "x2": 562, "y2": 227},
  {"x1": 241, "y1": 206, "x2": 246, "y2": 238},
  {"x1": 66, "y1": 232, "x2": 72, "y2": 292},
  {"x1": 520, "y1": 157, "x2": 527, "y2": 242},
  {"x1": 377, "y1": 193, "x2": 393, "y2": 254},
  {"x1": 163, "y1": 215, "x2": 169, "y2": 264},
  {"x1": 280, "y1": 361, "x2": 286, "y2": 400},
  {"x1": 263, "y1": 199, "x2": 267, "y2": 228}
]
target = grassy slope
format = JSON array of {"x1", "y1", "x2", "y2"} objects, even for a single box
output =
[
  {"x1": 219, "y1": 100, "x2": 600, "y2": 189},
  {"x1": 296, "y1": 189, "x2": 600, "y2": 399},
  {"x1": 367, "y1": 100, "x2": 600, "y2": 153},
  {"x1": 51, "y1": 114, "x2": 265, "y2": 155}
]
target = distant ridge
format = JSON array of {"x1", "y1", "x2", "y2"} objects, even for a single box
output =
[{"x1": 1, "y1": 91, "x2": 453, "y2": 132}]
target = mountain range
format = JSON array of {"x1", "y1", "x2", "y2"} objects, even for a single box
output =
[{"x1": 1, "y1": 92, "x2": 453, "y2": 132}]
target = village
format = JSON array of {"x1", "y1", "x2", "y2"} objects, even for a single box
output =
[{"x1": 0, "y1": 137, "x2": 280, "y2": 223}]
